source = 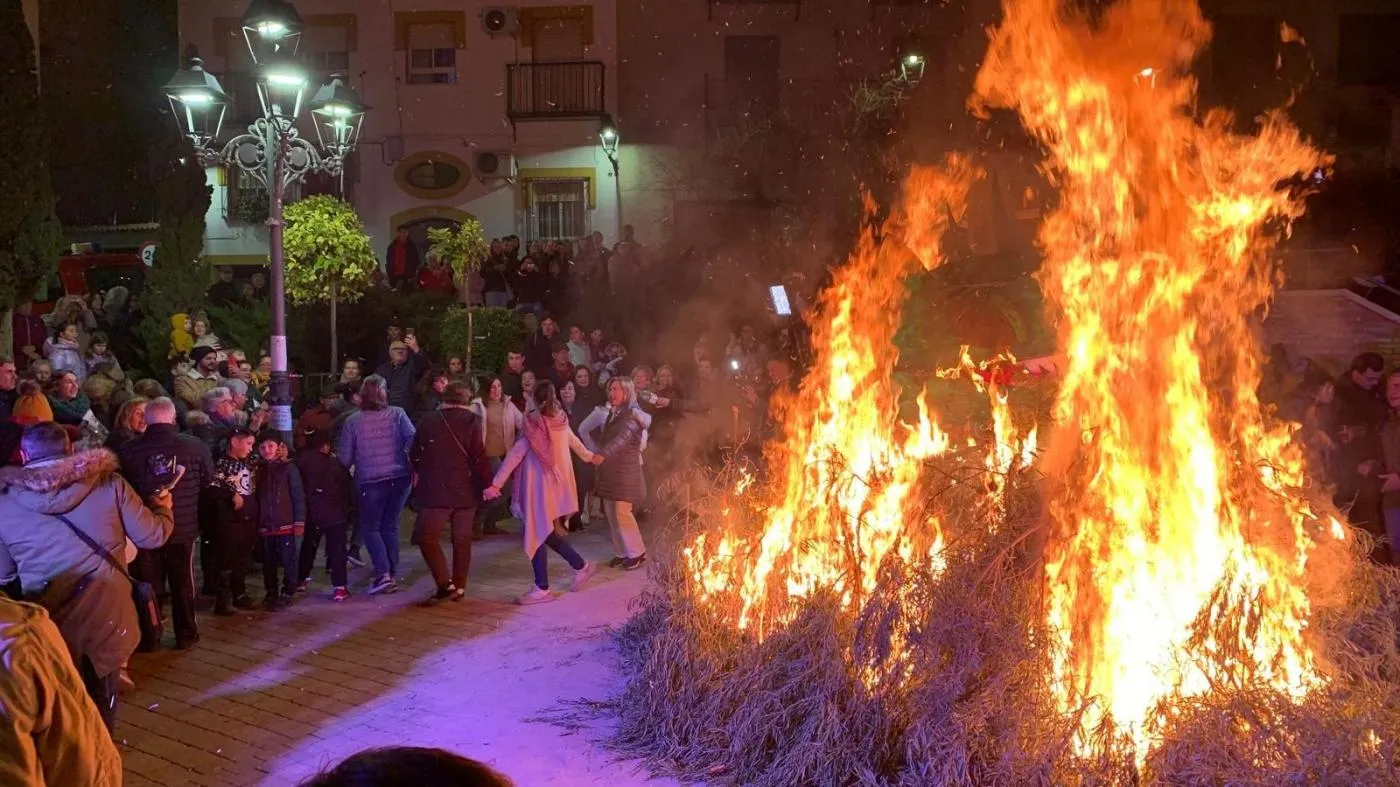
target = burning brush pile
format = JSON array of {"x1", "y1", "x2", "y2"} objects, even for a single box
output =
[{"x1": 596, "y1": 0, "x2": 1400, "y2": 783}]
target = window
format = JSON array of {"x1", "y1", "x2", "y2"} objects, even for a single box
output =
[
  {"x1": 529, "y1": 180, "x2": 588, "y2": 240},
  {"x1": 530, "y1": 18, "x2": 585, "y2": 62},
  {"x1": 407, "y1": 23, "x2": 457, "y2": 84},
  {"x1": 394, "y1": 151, "x2": 472, "y2": 199},
  {"x1": 724, "y1": 35, "x2": 781, "y2": 109},
  {"x1": 228, "y1": 169, "x2": 301, "y2": 225},
  {"x1": 303, "y1": 21, "x2": 351, "y2": 78}
]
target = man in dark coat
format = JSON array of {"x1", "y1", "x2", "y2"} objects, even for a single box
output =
[
  {"x1": 0, "y1": 423, "x2": 173, "y2": 730},
  {"x1": 523, "y1": 316, "x2": 561, "y2": 377},
  {"x1": 499, "y1": 351, "x2": 526, "y2": 401},
  {"x1": 116, "y1": 397, "x2": 215, "y2": 650},
  {"x1": 409, "y1": 382, "x2": 493, "y2": 604},
  {"x1": 374, "y1": 337, "x2": 430, "y2": 413},
  {"x1": 1334, "y1": 352, "x2": 1386, "y2": 440}
]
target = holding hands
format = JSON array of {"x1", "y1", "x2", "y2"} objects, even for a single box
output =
[{"x1": 483, "y1": 485, "x2": 502, "y2": 501}]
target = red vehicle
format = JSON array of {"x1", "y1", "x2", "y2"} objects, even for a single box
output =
[{"x1": 33, "y1": 251, "x2": 146, "y2": 315}]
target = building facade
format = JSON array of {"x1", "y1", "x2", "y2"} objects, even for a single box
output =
[
  {"x1": 614, "y1": 0, "x2": 986, "y2": 250},
  {"x1": 176, "y1": 0, "x2": 620, "y2": 269}
]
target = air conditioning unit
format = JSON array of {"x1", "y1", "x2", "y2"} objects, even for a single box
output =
[
  {"x1": 474, "y1": 150, "x2": 516, "y2": 180},
  {"x1": 481, "y1": 7, "x2": 519, "y2": 37}
]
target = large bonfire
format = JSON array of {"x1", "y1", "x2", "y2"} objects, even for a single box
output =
[{"x1": 601, "y1": 0, "x2": 1400, "y2": 783}]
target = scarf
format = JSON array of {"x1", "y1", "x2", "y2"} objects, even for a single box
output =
[{"x1": 524, "y1": 410, "x2": 567, "y2": 480}]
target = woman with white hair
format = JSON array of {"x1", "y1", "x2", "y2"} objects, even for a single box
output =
[{"x1": 578, "y1": 377, "x2": 650, "y2": 570}]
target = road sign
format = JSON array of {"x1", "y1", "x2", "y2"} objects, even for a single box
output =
[{"x1": 139, "y1": 241, "x2": 157, "y2": 267}]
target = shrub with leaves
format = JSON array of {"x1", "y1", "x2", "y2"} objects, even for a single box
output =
[
  {"x1": 427, "y1": 219, "x2": 489, "y2": 280},
  {"x1": 438, "y1": 307, "x2": 526, "y2": 377},
  {"x1": 0, "y1": 2, "x2": 63, "y2": 355},
  {"x1": 282, "y1": 195, "x2": 377, "y2": 304},
  {"x1": 283, "y1": 195, "x2": 378, "y2": 370}
]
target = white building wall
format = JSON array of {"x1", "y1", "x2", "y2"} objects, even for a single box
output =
[{"x1": 177, "y1": 0, "x2": 621, "y2": 268}]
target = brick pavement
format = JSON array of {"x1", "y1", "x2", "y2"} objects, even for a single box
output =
[{"x1": 117, "y1": 520, "x2": 654, "y2": 786}]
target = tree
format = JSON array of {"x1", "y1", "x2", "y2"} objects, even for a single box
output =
[
  {"x1": 427, "y1": 220, "x2": 489, "y2": 371},
  {"x1": 282, "y1": 195, "x2": 377, "y2": 372},
  {"x1": 135, "y1": 136, "x2": 213, "y2": 372},
  {"x1": 0, "y1": 0, "x2": 63, "y2": 358}
]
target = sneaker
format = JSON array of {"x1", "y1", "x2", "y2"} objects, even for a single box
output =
[
  {"x1": 368, "y1": 575, "x2": 397, "y2": 595},
  {"x1": 518, "y1": 586, "x2": 555, "y2": 605},
  {"x1": 346, "y1": 551, "x2": 366, "y2": 568},
  {"x1": 295, "y1": 580, "x2": 310, "y2": 594},
  {"x1": 262, "y1": 595, "x2": 284, "y2": 611},
  {"x1": 213, "y1": 599, "x2": 235, "y2": 617},
  {"x1": 572, "y1": 561, "x2": 597, "y2": 591},
  {"x1": 332, "y1": 587, "x2": 351, "y2": 602},
  {"x1": 232, "y1": 595, "x2": 256, "y2": 610},
  {"x1": 607, "y1": 556, "x2": 626, "y2": 568},
  {"x1": 622, "y1": 555, "x2": 648, "y2": 571},
  {"x1": 418, "y1": 585, "x2": 457, "y2": 607},
  {"x1": 174, "y1": 633, "x2": 200, "y2": 651}
]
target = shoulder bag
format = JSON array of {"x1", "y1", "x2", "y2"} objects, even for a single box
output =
[{"x1": 50, "y1": 511, "x2": 162, "y2": 646}]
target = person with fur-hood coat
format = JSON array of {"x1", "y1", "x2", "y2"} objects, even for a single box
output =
[{"x1": 0, "y1": 424, "x2": 173, "y2": 731}]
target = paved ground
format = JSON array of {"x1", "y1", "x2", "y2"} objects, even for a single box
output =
[{"x1": 118, "y1": 520, "x2": 677, "y2": 786}]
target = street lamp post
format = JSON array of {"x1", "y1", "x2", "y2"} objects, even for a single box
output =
[
  {"x1": 598, "y1": 114, "x2": 621, "y2": 241},
  {"x1": 162, "y1": 0, "x2": 366, "y2": 439}
]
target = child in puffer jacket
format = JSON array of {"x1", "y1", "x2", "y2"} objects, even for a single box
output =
[{"x1": 253, "y1": 430, "x2": 304, "y2": 609}]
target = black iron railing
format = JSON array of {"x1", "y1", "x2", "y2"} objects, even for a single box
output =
[{"x1": 506, "y1": 61, "x2": 606, "y2": 120}]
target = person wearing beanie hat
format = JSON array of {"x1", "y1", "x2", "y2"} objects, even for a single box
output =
[
  {"x1": 253, "y1": 428, "x2": 304, "y2": 609},
  {"x1": 294, "y1": 386, "x2": 342, "y2": 450},
  {"x1": 174, "y1": 346, "x2": 221, "y2": 411},
  {"x1": 11, "y1": 380, "x2": 53, "y2": 425}
]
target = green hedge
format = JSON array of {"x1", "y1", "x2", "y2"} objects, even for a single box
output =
[{"x1": 438, "y1": 306, "x2": 527, "y2": 378}]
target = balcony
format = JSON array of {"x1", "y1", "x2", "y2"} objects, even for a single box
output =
[{"x1": 506, "y1": 61, "x2": 606, "y2": 121}]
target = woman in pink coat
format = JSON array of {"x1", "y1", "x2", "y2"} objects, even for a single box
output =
[{"x1": 483, "y1": 380, "x2": 599, "y2": 604}]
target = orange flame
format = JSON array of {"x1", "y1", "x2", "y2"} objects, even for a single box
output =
[
  {"x1": 688, "y1": 157, "x2": 981, "y2": 634},
  {"x1": 685, "y1": 0, "x2": 1338, "y2": 765},
  {"x1": 974, "y1": 0, "x2": 1331, "y2": 754}
]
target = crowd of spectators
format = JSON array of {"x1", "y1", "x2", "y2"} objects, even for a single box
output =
[
  {"x1": 0, "y1": 222, "x2": 811, "y2": 779},
  {"x1": 1265, "y1": 345, "x2": 1400, "y2": 566}
]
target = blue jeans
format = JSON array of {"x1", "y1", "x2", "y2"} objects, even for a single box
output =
[
  {"x1": 357, "y1": 476, "x2": 412, "y2": 578},
  {"x1": 532, "y1": 531, "x2": 585, "y2": 590},
  {"x1": 514, "y1": 301, "x2": 544, "y2": 319}
]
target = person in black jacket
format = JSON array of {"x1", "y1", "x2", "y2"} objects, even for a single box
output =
[
  {"x1": 409, "y1": 382, "x2": 493, "y2": 605},
  {"x1": 253, "y1": 431, "x2": 305, "y2": 610},
  {"x1": 208, "y1": 427, "x2": 259, "y2": 615},
  {"x1": 375, "y1": 336, "x2": 430, "y2": 413},
  {"x1": 294, "y1": 428, "x2": 354, "y2": 602},
  {"x1": 116, "y1": 397, "x2": 215, "y2": 649},
  {"x1": 522, "y1": 316, "x2": 561, "y2": 378}
]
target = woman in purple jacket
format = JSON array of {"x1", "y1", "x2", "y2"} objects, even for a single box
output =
[{"x1": 337, "y1": 375, "x2": 416, "y2": 595}]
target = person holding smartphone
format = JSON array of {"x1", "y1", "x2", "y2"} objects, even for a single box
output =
[{"x1": 116, "y1": 398, "x2": 215, "y2": 651}]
